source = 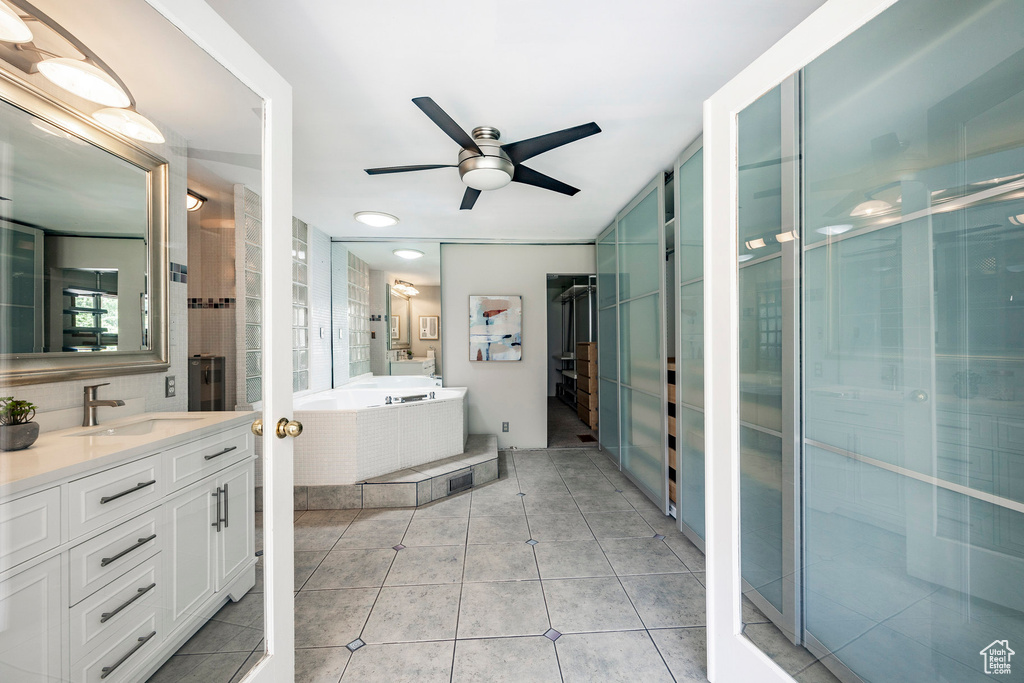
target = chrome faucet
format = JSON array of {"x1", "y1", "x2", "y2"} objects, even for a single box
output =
[
  {"x1": 385, "y1": 396, "x2": 393, "y2": 405},
  {"x1": 83, "y1": 383, "x2": 126, "y2": 427}
]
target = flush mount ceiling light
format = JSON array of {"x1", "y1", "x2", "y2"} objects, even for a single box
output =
[
  {"x1": 816, "y1": 224, "x2": 853, "y2": 236},
  {"x1": 37, "y1": 57, "x2": 130, "y2": 107},
  {"x1": 1009, "y1": 214, "x2": 1024, "y2": 226},
  {"x1": 738, "y1": 254, "x2": 754, "y2": 263},
  {"x1": 93, "y1": 107, "x2": 165, "y2": 144},
  {"x1": 186, "y1": 190, "x2": 207, "y2": 212},
  {"x1": 393, "y1": 248, "x2": 424, "y2": 260},
  {"x1": 354, "y1": 211, "x2": 398, "y2": 228},
  {"x1": 0, "y1": 0, "x2": 32, "y2": 43},
  {"x1": 393, "y1": 279, "x2": 419, "y2": 297},
  {"x1": 850, "y1": 199, "x2": 893, "y2": 217}
]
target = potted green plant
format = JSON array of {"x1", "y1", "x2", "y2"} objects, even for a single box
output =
[{"x1": 0, "y1": 397, "x2": 39, "y2": 451}]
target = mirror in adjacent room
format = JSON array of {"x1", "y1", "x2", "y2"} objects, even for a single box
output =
[{"x1": 336, "y1": 242, "x2": 442, "y2": 380}]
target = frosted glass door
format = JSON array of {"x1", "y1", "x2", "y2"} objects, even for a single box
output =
[
  {"x1": 676, "y1": 145, "x2": 705, "y2": 541},
  {"x1": 617, "y1": 179, "x2": 666, "y2": 502},
  {"x1": 597, "y1": 226, "x2": 619, "y2": 463}
]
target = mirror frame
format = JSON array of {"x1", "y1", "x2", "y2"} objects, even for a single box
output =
[
  {"x1": 387, "y1": 285, "x2": 411, "y2": 350},
  {"x1": 0, "y1": 69, "x2": 169, "y2": 386}
]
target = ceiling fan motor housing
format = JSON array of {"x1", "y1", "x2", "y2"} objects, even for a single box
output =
[{"x1": 458, "y1": 128, "x2": 514, "y2": 191}]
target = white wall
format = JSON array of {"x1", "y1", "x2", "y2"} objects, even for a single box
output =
[
  {"x1": 410, "y1": 285, "x2": 442, "y2": 376},
  {"x1": 441, "y1": 244, "x2": 596, "y2": 448}
]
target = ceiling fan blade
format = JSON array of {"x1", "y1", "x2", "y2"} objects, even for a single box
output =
[
  {"x1": 512, "y1": 164, "x2": 580, "y2": 196},
  {"x1": 364, "y1": 164, "x2": 455, "y2": 175},
  {"x1": 460, "y1": 187, "x2": 481, "y2": 210},
  {"x1": 502, "y1": 122, "x2": 601, "y2": 164},
  {"x1": 412, "y1": 97, "x2": 482, "y2": 155}
]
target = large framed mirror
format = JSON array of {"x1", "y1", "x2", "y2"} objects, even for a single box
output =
[
  {"x1": 388, "y1": 285, "x2": 411, "y2": 350},
  {"x1": 0, "y1": 70, "x2": 168, "y2": 385}
]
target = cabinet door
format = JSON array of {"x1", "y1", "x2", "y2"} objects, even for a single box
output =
[
  {"x1": 166, "y1": 480, "x2": 216, "y2": 628},
  {"x1": 217, "y1": 462, "x2": 254, "y2": 589},
  {"x1": 0, "y1": 555, "x2": 62, "y2": 682}
]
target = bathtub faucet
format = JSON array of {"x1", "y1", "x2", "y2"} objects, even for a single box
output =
[
  {"x1": 429, "y1": 391, "x2": 435, "y2": 400},
  {"x1": 385, "y1": 396, "x2": 393, "y2": 405}
]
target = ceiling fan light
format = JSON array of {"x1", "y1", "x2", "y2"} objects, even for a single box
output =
[
  {"x1": 354, "y1": 211, "x2": 399, "y2": 228},
  {"x1": 393, "y1": 249, "x2": 424, "y2": 260},
  {"x1": 738, "y1": 254, "x2": 754, "y2": 263},
  {"x1": 462, "y1": 167, "x2": 512, "y2": 191},
  {"x1": 1009, "y1": 214, "x2": 1024, "y2": 226},
  {"x1": 0, "y1": 1, "x2": 32, "y2": 43},
  {"x1": 92, "y1": 107, "x2": 165, "y2": 143},
  {"x1": 816, "y1": 224, "x2": 853, "y2": 236},
  {"x1": 38, "y1": 58, "x2": 131, "y2": 107},
  {"x1": 850, "y1": 199, "x2": 893, "y2": 217}
]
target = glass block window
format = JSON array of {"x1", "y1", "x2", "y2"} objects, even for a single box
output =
[
  {"x1": 292, "y1": 218, "x2": 309, "y2": 392},
  {"x1": 241, "y1": 187, "x2": 262, "y2": 405},
  {"x1": 348, "y1": 251, "x2": 370, "y2": 377}
]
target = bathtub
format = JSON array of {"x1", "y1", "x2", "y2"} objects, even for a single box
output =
[
  {"x1": 343, "y1": 375, "x2": 443, "y2": 390},
  {"x1": 292, "y1": 384, "x2": 468, "y2": 485}
]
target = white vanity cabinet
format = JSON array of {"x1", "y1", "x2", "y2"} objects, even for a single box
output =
[
  {"x1": 0, "y1": 413, "x2": 256, "y2": 683},
  {"x1": 390, "y1": 357, "x2": 436, "y2": 376}
]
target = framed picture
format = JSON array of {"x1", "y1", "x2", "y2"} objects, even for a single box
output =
[
  {"x1": 390, "y1": 314, "x2": 400, "y2": 340},
  {"x1": 469, "y1": 295, "x2": 522, "y2": 361},
  {"x1": 419, "y1": 316, "x2": 439, "y2": 340}
]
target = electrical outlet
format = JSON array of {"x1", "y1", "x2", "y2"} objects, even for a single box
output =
[
  {"x1": 502, "y1": 422, "x2": 509, "y2": 433},
  {"x1": 165, "y1": 376, "x2": 176, "y2": 398}
]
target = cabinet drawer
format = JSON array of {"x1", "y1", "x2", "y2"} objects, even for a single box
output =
[
  {"x1": 0, "y1": 487, "x2": 60, "y2": 573},
  {"x1": 72, "y1": 607, "x2": 160, "y2": 683},
  {"x1": 936, "y1": 411, "x2": 994, "y2": 448},
  {"x1": 69, "y1": 508, "x2": 161, "y2": 605},
  {"x1": 165, "y1": 427, "x2": 250, "y2": 492},
  {"x1": 998, "y1": 420, "x2": 1024, "y2": 454},
  {"x1": 70, "y1": 554, "x2": 161, "y2": 664},
  {"x1": 69, "y1": 455, "x2": 161, "y2": 538}
]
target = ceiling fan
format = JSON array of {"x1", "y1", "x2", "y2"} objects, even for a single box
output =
[{"x1": 364, "y1": 97, "x2": 601, "y2": 210}]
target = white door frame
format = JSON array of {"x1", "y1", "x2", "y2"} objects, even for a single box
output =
[
  {"x1": 141, "y1": 2, "x2": 294, "y2": 680},
  {"x1": 703, "y1": 0, "x2": 897, "y2": 680}
]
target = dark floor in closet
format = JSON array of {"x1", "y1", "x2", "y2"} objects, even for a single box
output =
[{"x1": 547, "y1": 397, "x2": 597, "y2": 448}]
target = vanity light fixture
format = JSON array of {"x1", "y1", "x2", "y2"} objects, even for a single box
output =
[
  {"x1": 393, "y1": 279, "x2": 419, "y2": 297},
  {"x1": 393, "y1": 248, "x2": 424, "y2": 260},
  {"x1": 37, "y1": 57, "x2": 130, "y2": 108},
  {"x1": 354, "y1": 211, "x2": 399, "y2": 228},
  {"x1": 93, "y1": 107, "x2": 165, "y2": 144},
  {"x1": 1009, "y1": 214, "x2": 1024, "y2": 226},
  {"x1": 850, "y1": 199, "x2": 893, "y2": 217},
  {"x1": 775, "y1": 230, "x2": 798, "y2": 243},
  {"x1": 745, "y1": 237, "x2": 766, "y2": 250},
  {"x1": 816, "y1": 224, "x2": 853, "y2": 236},
  {"x1": 186, "y1": 190, "x2": 207, "y2": 212},
  {"x1": 0, "y1": 0, "x2": 32, "y2": 43}
]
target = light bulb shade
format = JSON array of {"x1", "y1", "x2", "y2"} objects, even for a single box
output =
[
  {"x1": 92, "y1": 108, "x2": 165, "y2": 144},
  {"x1": 461, "y1": 167, "x2": 512, "y2": 191},
  {"x1": 850, "y1": 199, "x2": 893, "y2": 217},
  {"x1": 1009, "y1": 214, "x2": 1024, "y2": 227},
  {"x1": 354, "y1": 211, "x2": 399, "y2": 227},
  {"x1": 186, "y1": 190, "x2": 206, "y2": 212},
  {"x1": 393, "y1": 280, "x2": 419, "y2": 296},
  {"x1": 37, "y1": 58, "x2": 131, "y2": 107},
  {"x1": 0, "y1": 1, "x2": 32, "y2": 43},
  {"x1": 816, "y1": 224, "x2": 853, "y2": 236},
  {"x1": 393, "y1": 249, "x2": 424, "y2": 260}
]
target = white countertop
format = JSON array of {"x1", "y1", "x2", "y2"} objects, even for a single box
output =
[
  {"x1": 0, "y1": 411, "x2": 254, "y2": 498},
  {"x1": 391, "y1": 357, "x2": 432, "y2": 364}
]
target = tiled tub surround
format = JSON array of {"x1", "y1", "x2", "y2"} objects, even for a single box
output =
[{"x1": 292, "y1": 385, "x2": 468, "y2": 486}]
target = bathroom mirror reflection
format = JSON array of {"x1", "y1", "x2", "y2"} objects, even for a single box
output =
[{"x1": 336, "y1": 242, "x2": 442, "y2": 379}]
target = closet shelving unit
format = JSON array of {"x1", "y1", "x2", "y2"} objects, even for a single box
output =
[
  {"x1": 62, "y1": 278, "x2": 116, "y2": 352},
  {"x1": 554, "y1": 281, "x2": 597, "y2": 410}
]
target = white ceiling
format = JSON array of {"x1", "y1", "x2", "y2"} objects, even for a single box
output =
[
  {"x1": 206, "y1": 0, "x2": 825, "y2": 242},
  {"x1": 342, "y1": 242, "x2": 441, "y2": 287}
]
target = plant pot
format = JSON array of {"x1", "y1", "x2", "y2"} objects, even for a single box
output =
[{"x1": 0, "y1": 422, "x2": 40, "y2": 451}]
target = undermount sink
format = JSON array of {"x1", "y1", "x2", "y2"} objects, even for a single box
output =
[{"x1": 73, "y1": 417, "x2": 204, "y2": 437}]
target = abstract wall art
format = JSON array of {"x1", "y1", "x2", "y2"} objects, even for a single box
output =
[{"x1": 469, "y1": 295, "x2": 522, "y2": 361}]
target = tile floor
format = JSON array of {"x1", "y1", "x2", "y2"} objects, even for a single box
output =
[
  {"x1": 546, "y1": 398, "x2": 597, "y2": 449},
  {"x1": 150, "y1": 447, "x2": 840, "y2": 682}
]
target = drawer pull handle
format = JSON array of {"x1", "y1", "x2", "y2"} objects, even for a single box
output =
[
  {"x1": 100, "y1": 630, "x2": 156, "y2": 679},
  {"x1": 204, "y1": 445, "x2": 237, "y2": 461},
  {"x1": 100, "y1": 534, "x2": 157, "y2": 567},
  {"x1": 100, "y1": 583, "x2": 156, "y2": 623},
  {"x1": 100, "y1": 480, "x2": 156, "y2": 504}
]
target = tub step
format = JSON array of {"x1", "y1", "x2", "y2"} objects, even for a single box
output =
[{"x1": 357, "y1": 434, "x2": 498, "y2": 508}]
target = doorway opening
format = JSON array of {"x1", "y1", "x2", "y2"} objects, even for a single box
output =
[{"x1": 547, "y1": 274, "x2": 598, "y2": 448}]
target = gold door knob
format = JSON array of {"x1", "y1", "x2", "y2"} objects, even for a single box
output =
[
  {"x1": 251, "y1": 419, "x2": 263, "y2": 437},
  {"x1": 275, "y1": 418, "x2": 303, "y2": 439}
]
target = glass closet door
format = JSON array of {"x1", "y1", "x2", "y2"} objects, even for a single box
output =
[
  {"x1": 597, "y1": 225, "x2": 620, "y2": 465},
  {"x1": 617, "y1": 178, "x2": 667, "y2": 503},
  {"x1": 676, "y1": 143, "x2": 706, "y2": 543}
]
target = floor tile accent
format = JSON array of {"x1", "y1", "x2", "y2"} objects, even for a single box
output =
[
  {"x1": 346, "y1": 638, "x2": 365, "y2": 652},
  {"x1": 544, "y1": 628, "x2": 562, "y2": 641}
]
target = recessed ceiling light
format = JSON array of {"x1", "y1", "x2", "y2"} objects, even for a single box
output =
[
  {"x1": 0, "y1": 1, "x2": 33, "y2": 43},
  {"x1": 393, "y1": 248, "x2": 424, "y2": 260},
  {"x1": 354, "y1": 211, "x2": 398, "y2": 228},
  {"x1": 37, "y1": 58, "x2": 131, "y2": 108},
  {"x1": 816, "y1": 224, "x2": 853, "y2": 236}
]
